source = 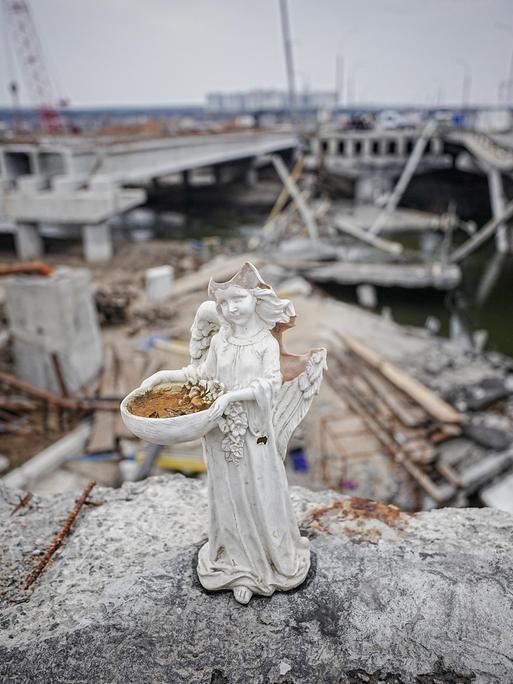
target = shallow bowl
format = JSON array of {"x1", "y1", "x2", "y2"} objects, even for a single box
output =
[{"x1": 120, "y1": 383, "x2": 215, "y2": 446}]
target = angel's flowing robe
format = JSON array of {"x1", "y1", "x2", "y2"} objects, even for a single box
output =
[{"x1": 184, "y1": 327, "x2": 310, "y2": 596}]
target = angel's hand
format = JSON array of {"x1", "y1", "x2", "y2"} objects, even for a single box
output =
[
  {"x1": 208, "y1": 394, "x2": 232, "y2": 422},
  {"x1": 140, "y1": 371, "x2": 170, "y2": 391}
]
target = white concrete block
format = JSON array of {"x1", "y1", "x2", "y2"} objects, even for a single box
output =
[
  {"x1": 14, "y1": 222, "x2": 43, "y2": 260},
  {"x1": 5, "y1": 267, "x2": 103, "y2": 394},
  {"x1": 481, "y1": 472, "x2": 513, "y2": 514},
  {"x1": 277, "y1": 276, "x2": 312, "y2": 298},
  {"x1": 82, "y1": 223, "x2": 113, "y2": 262},
  {"x1": 356, "y1": 284, "x2": 378, "y2": 308},
  {"x1": 145, "y1": 265, "x2": 174, "y2": 301}
]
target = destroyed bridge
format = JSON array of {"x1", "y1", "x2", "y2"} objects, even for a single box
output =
[{"x1": 0, "y1": 130, "x2": 296, "y2": 262}]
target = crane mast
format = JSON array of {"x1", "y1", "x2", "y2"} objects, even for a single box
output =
[{"x1": 3, "y1": 0, "x2": 66, "y2": 133}]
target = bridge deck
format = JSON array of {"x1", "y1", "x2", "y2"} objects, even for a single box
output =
[{"x1": 0, "y1": 131, "x2": 296, "y2": 186}]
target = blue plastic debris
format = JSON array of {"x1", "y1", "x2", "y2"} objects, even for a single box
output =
[
  {"x1": 139, "y1": 334, "x2": 169, "y2": 352},
  {"x1": 289, "y1": 448, "x2": 309, "y2": 472}
]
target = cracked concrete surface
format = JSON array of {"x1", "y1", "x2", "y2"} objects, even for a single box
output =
[{"x1": 1, "y1": 475, "x2": 512, "y2": 683}]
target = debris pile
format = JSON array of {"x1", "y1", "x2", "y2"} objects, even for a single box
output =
[
  {"x1": 1, "y1": 252, "x2": 513, "y2": 511},
  {"x1": 315, "y1": 325, "x2": 513, "y2": 509},
  {"x1": 325, "y1": 333, "x2": 465, "y2": 504}
]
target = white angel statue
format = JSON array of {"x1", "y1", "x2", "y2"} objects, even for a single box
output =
[{"x1": 141, "y1": 262, "x2": 326, "y2": 604}]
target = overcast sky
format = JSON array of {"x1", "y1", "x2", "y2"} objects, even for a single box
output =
[{"x1": 1, "y1": 0, "x2": 512, "y2": 108}]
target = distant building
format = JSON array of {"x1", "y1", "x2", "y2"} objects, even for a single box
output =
[{"x1": 206, "y1": 89, "x2": 337, "y2": 113}]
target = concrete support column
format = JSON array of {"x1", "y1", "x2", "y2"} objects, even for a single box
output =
[
  {"x1": 213, "y1": 166, "x2": 223, "y2": 185},
  {"x1": 355, "y1": 174, "x2": 392, "y2": 205},
  {"x1": 432, "y1": 138, "x2": 443, "y2": 155},
  {"x1": 244, "y1": 162, "x2": 258, "y2": 188},
  {"x1": 82, "y1": 223, "x2": 113, "y2": 262},
  {"x1": 488, "y1": 168, "x2": 513, "y2": 253},
  {"x1": 14, "y1": 222, "x2": 43, "y2": 260},
  {"x1": 396, "y1": 137, "x2": 406, "y2": 157}
]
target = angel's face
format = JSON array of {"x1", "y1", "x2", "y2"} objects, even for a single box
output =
[{"x1": 217, "y1": 286, "x2": 257, "y2": 326}]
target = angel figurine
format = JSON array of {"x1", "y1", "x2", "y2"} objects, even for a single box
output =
[{"x1": 138, "y1": 262, "x2": 327, "y2": 605}]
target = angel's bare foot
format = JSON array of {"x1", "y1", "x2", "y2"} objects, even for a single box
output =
[{"x1": 233, "y1": 587, "x2": 252, "y2": 605}]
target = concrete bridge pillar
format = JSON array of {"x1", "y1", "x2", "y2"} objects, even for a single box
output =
[
  {"x1": 244, "y1": 162, "x2": 258, "y2": 188},
  {"x1": 82, "y1": 223, "x2": 113, "y2": 262},
  {"x1": 488, "y1": 168, "x2": 513, "y2": 253},
  {"x1": 213, "y1": 165, "x2": 223, "y2": 185},
  {"x1": 14, "y1": 222, "x2": 43, "y2": 260},
  {"x1": 355, "y1": 174, "x2": 393, "y2": 205}
]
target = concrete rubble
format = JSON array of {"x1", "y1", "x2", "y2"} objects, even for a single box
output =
[{"x1": 1, "y1": 475, "x2": 513, "y2": 683}]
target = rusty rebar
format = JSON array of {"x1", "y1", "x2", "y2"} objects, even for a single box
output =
[
  {"x1": 10, "y1": 491, "x2": 33, "y2": 517},
  {"x1": 22, "y1": 480, "x2": 96, "y2": 590}
]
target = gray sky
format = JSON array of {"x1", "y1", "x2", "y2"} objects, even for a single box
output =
[{"x1": 1, "y1": 0, "x2": 513, "y2": 107}]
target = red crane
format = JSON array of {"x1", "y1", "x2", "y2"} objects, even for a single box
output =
[{"x1": 2, "y1": 0, "x2": 68, "y2": 133}]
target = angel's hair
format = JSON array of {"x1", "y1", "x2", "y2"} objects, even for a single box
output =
[{"x1": 214, "y1": 285, "x2": 295, "y2": 330}]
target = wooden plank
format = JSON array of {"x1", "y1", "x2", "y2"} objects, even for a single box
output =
[
  {"x1": 0, "y1": 369, "x2": 117, "y2": 411},
  {"x1": 326, "y1": 357, "x2": 447, "y2": 502},
  {"x1": 397, "y1": 456, "x2": 448, "y2": 503},
  {"x1": 87, "y1": 345, "x2": 117, "y2": 453},
  {"x1": 335, "y1": 351, "x2": 440, "y2": 465},
  {"x1": 113, "y1": 344, "x2": 147, "y2": 439},
  {"x1": 340, "y1": 333, "x2": 465, "y2": 425},
  {"x1": 355, "y1": 362, "x2": 430, "y2": 427}
]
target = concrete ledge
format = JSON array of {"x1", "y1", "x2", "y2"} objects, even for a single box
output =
[{"x1": 1, "y1": 475, "x2": 512, "y2": 683}]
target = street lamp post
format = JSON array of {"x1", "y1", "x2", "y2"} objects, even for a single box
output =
[
  {"x1": 454, "y1": 59, "x2": 472, "y2": 112},
  {"x1": 494, "y1": 23, "x2": 513, "y2": 108}
]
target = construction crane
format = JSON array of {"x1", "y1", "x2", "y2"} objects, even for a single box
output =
[{"x1": 2, "y1": 0, "x2": 68, "y2": 133}]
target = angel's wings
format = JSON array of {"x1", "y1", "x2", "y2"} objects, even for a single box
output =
[
  {"x1": 189, "y1": 300, "x2": 327, "y2": 461},
  {"x1": 273, "y1": 348, "x2": 327, "y2": 461},
  {"x1": 189, "y1": 300, "x2": 221, "y2": 366}
]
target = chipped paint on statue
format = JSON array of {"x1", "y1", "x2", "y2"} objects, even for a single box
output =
[{"x1": 123, "y1": 262, "x2": 327, "y2": 605}]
